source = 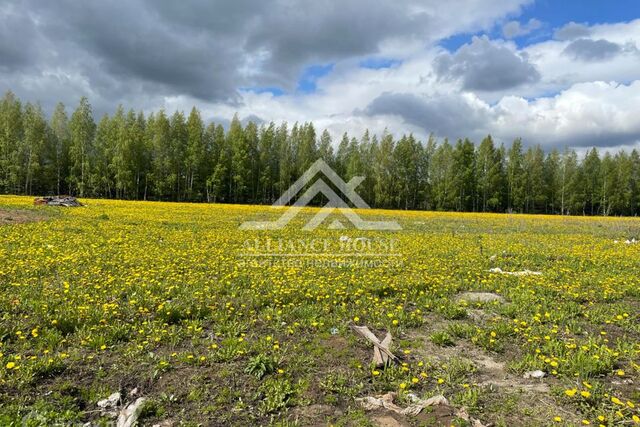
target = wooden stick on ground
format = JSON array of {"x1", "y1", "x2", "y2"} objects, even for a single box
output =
[{"x1": 351, "y1": 324, "x2": 399, "y2": 367}]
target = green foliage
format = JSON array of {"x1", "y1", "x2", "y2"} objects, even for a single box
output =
[
  {"x1": 319, "y1": 371, "x2": 364, "y2": 403},
  {"x1": 2, "y1": 90, "x2": 640, "y2": 216},
  {"x1": 245, "y1": 353, "x2": 278, "y2": 379},
  {"x1": 430, "y1": 331, "x2": 455, "y2": 347},
  {"x1": 258, "y1": 377, "x2": 297, "y2": 414}
]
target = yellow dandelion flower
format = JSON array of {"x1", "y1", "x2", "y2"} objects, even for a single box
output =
[{"x1": 565, "y1": 389, "x2": 577, "y2": 397}]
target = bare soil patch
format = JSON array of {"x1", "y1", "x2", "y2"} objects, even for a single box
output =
[{"x1": 0, "y1": 208, "x2": 47, "y2": 225}]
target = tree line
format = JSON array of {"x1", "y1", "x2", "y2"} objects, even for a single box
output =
[{"x1": 1, "y1": 91, "x2": 639, "y2": 216}]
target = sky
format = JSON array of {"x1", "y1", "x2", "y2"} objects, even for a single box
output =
[{"x1": 1, "y1": 0, "x2": 640, "y2": 150}]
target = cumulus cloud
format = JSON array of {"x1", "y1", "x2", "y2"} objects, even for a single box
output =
[
  {"x1": 181, "y1": 18, "x2": 640, "y2": 150},
  {"x1": 355, "y1": 79, "x2": 640, "y2": 150},
  {"x1": 493, "y1": 81, "x2": 640, "y2": 147},
  {"x1": 563, "y1": 38, "x2": 623, "y2": 61},
  {"x1": 434, "y1": 36, "x2": 540, "y2": 91},
  {"x1": 362, "y1": 81, "x2": 640, "y2": 148},
  {"x1": 0, "y1": 0, "x2": 530, "y2": 116},
  {"x1": 502, "y1": 18, "x2": 542, "y2": 39}
]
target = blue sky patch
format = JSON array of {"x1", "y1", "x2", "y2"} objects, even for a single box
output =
[
  {"x1": 240, "y1": 86, "x2": 285, "y2": 96},
  {"x1": 518, "y1": 0, "x2": 640, "y2": 31},
  {"x1": 296, "y1": 63, "x2": 335, "y2": 93},
  {"x1": 359, "y1": 57, "x2": 401, "y2": 69},
  {"x1": 439, "y1": 0, "x2": 640, "y2": 53}
]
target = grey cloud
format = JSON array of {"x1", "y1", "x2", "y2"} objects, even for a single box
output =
[
  {"x1": 553, "y1": 22, "x2": 591, "y2": 41},
  {"x1": 245, "y1": 1, "x2": 430, "y2": 87},
  {"x1": 1, "y1": 0, "x2": 443, "y2": 114},
  {"x1": 502, "y1": 18, "x2": 541, "y2": 39},
  {"x1": 566, "y1": 131, "x2": 640, "y2": 148},
  {"x1": 518, "y1": 129, "x2": 640, "y2": 149},
  {"x1": 363, "y1": 92, "x2": 487, "y2": 139},
  {"x1": 434, "y1": 36, "x2": 540, "y2": 91},
  {"x1": 29, "y1": 1, "x2": 242, "y2": 102},
  {"x1": 562, "y1": 38, "x2": 624, "y2": 61},
  {"x1": 0, "y1": 4, "x2": 41, "y2": 72},
  {"x1": 145, "y1": 0, "x2": 268, "y2": 34}
]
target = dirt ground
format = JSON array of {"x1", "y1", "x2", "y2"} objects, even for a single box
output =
[{"x1": 0, "y1": 208, "x2": 47, "y2": 225}]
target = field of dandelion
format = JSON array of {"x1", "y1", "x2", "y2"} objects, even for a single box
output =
[{"x1": 0, "y1": 195, "x2": 639, "y2": 426}]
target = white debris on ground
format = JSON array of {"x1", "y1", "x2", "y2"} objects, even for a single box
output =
[
  {"x1": 97, "y1": 392, "x2": 121, "y2": 409},
  {"x1": 33, "y1": 196, "x2": 83, "y2": 207},
  {"x1": 488, "y1": 267, "x2": 542, "y2": 276},
  {"x1": 614, "y1": 238, "x2": 637, "y2": 244},
  {"x1": 356, "y1": 392, "x2": 487, "y2": 426},
  {"x1": 117, "y1": 397, "x2": 147, "y2": 427},
  {"x1": 96, "y1": 392, "x2": 147, "y2": 427},
  {"x1": 456, "y1": 292, "x2": 505, "y2": 303},
  {"x1": 356, "y1": 392, "x2": 448, "y2": 416},
  {"x1": 523, "y1": 370, "x2": 546, "y2": 379},
  {"x1": 97, "y1": 392, "x2": 121, "y2": 418}
]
